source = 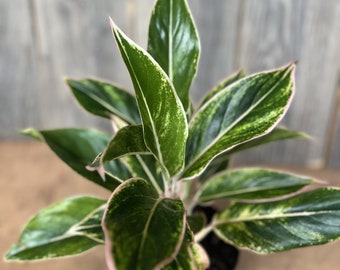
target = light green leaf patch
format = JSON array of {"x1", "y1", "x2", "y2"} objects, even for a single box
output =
[
  {"x1": 111, "y1": 18, "x2": 188, "y2": 177},
  {"x1": 198, "y1": 168, "x2": 316, "y2": 202},
  {"x1": 183, "y1": 64, "x2": 295, "y2": 179},
  {"x1": 148, "y1": 0, "x2": 200, "y2": 111},
  {"x1": 213, "y1": 188, "x2": 340, "y2": 253},
  {"x1": 103, "y1": 178, "x2": 186, "y2": 270},
  {"x1": 5, "y1": 196, "x2": 105, "y2": 261}
]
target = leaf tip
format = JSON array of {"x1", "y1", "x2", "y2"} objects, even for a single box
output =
[
  {"x1": 109, "y1": 16, "x2": 115, "y2": 29},
  {"x1": 20, "y1": 128, "x2": 43, "y2": 141},
  {"x1": 63, "y1": 77, "x2": 72, "y2": 85},
  {"x1": 86, "y1": 164, "x2": 106, "y2": 182}
]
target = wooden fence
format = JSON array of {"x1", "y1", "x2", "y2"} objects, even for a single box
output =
[{"x1": 1, "y1": 0, "x2": 340, "y2": 169}]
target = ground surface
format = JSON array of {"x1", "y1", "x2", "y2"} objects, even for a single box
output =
[{"x1": 1, "y1": 142, "x2": 340, "y2": 270}]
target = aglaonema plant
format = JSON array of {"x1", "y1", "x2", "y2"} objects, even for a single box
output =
[{"x1": 5, "y1": 0, "x2": 340, "y2": 269}]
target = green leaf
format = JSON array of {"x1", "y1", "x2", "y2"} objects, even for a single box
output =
[
  {"x1": 148, "y1": 0, "x2": 200, "y2": 111},
  {"x1": 103, "y1": 178, "x2": 186, "y2": 270},
  {"x1": 121, "y1": 155, "x2": 165, "y2": 194},
  {"x1": 110, "y1": 18, "x2": 188, "y2": 177},
  {"x1": 187, "y1": 212, "x2": 206, "y2": 234},
  {"x1": 213, "y1": 187, "x2": 340, "y2": 253},
  {"x1": 101, "y1": 125, "x2": 150, "y2": 163},
  {"x1": 198, "y1": 168, "x2": 316, "y2": 202},
  {"x1": 199, "y1": 69, "x2": 246, "y2": 107},
  {"x1": 198, "y1": 154, "x2": 230, "y2": 182},
  {"x1": 66, "y1": 78, "x2": 140, "y2": 124},
  {"x1": 5, "y1": 196, "x2": 105, "y2": 261},
  {"x1": 198, "y1": 127, "x2": 306, "y2": 182},
  {"x1": 183, "y1": 64, "x2": 295, "y2": 179},
  {"x1": 163, "y1": 229, "x2": 208, "y2": 270},
  {"x1": 22, "y1": 128, "x2": 129, "y2": 191},
  {"x1": 227, "y1": 126, "x2": 308, "y2": 155}
]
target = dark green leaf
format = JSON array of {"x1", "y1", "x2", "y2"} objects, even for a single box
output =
[
  {"x1": 110, "y1": 19, "x2": 188, "y2": 177},
  {"x1": 199, "y1": 154, "x2": 230, "y2": 182},
  {"x1": 5, "y1": 196, "x2": 105, "y2": 261},
  {"x1": 22, "y1": 128, "x2": 129, "y2": 190},
  {"x1": 183, "y1": 64, "x2": 295, "y2": 179},
  {"x1": 227, "y1": 126, "x2": 308, "y2": 155},
  {"x1": 199, "y1": 69, "x2": 246, "y2": 107},
  {"x1": 103, "y1": 178, "x2": 186, "y2": 270},
  {"x1": 187, "y1": 212, "x2": 206, "y2": 234},
  {"x1": 198, "y1": 168, "x2": 316, "y2": 202},
  {"x1": 101, "y1": 125, "x2": 150, "y2": 163},
  {"x1": 122, "y1": 155, "x2": 163, "y2": 187},
  {"x1": 148, "y1": 0, "x2": 200, "y2": 111},
  {"x1": 121, "y1": 155, "x2": 164, "y2": 193},
  {"x1": 198, "y1": 127, "x2": 306, "y2": 182},
  {"x1": 66, "y1": 78, "x2": 140, "y2": 124},
  {"x1": 214, "y1": 188, "x2": 340, "y2": 253}
]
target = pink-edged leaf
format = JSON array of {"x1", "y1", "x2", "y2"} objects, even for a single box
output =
[
  {"x1": 103, "y1": 178, "x2": 186, "y2": 270},
  {"x1": 183, "y1": 64, "x2": 295, "y2": 179}
]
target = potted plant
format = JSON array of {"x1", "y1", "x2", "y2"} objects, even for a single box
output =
[{"x1": 5, "y1": 0, "x2": 340, "y2": 269}]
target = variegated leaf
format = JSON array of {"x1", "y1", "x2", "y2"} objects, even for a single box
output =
[
  {"x1": 5, "y1": 197, "x2": 105, "y2": 261},
  {"x1": 198, "y1": 168, "x2": 316, "y2": 202},
  {"x1": 214, "y1": 188, "x2": 340, "y2": 253},
  {"x1": 148, "y1": 0, "x2": 200, "y2": 111},
  {"x1": 103, "y1": 178, "x2": 186, "y2": 270},
  {"x1": 110, "y1": 18, "x2": 188, "y2": 177},
  {"x1": 198, "y1": 127, "x2": 306, "y2": 182},
  {"x1": 183, "y1": 64, "x2": 295, "y2": 179}
]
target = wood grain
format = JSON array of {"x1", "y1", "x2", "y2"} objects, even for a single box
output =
[
  {"x1": 232, "y1": 0, "x2": 340, "y2": 168},
  {"x1": 0, "y1": 0, "x2": 41, "y2": 138},
  {"x1": 1, "y1": 0, "x2": 340, "y2": 169},
  {"x1": 329, "y1": 80, "x2": 340, "y2": 169},
  {"x1": 189, "y1": 0, "x2": 241, "y2": 102}
]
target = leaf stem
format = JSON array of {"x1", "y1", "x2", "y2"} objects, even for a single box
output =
[{"x1": 194, "y1": 224, "x2": 214, "y2": 242}]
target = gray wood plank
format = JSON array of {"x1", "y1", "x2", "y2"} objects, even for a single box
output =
[
  {"x1": 327, "y1": 3, "x2": 340, "y2": 169},
  {"x1": 0, "y1": 0, "x2": 41, "y2": 138},
  {"x1": 329, "y1": 77, "x2": 340, "y2": 169},
  {"x1": 129, "y1": 0, "x2": 155, "y2": 48},
  {"x1": 2, "y1": 0, "x2": 340, "y2": 170},
  {"x1": 34, "y1": 0, "x2": 133, "y2": 131},
  {"x1": 188, "y1": 0, "x2": 241, "y2": 103},
  {"x1": 329, "y1": 96, "x2": 340, "y2": 169},
  {"x1": 232, "y1": 0, "x2": 340, "y2": 168}
]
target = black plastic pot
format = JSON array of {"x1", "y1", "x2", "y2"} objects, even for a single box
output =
[{"x1": 195, "y1": 206, "x2": 239, "y2": 270}]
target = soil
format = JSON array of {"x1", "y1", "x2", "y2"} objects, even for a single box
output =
[{"x1": 1, "y1": 142, "x2": 340, "y2": 270}]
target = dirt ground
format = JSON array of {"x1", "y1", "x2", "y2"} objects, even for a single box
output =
[{"x1": 1, "y1": 142, "x2": 340, "y2": 270}]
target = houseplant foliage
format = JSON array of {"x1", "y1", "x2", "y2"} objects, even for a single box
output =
[{"x1": 5, "y1": 0, "x2": 340, "y2": 269}]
